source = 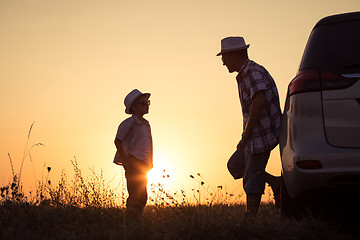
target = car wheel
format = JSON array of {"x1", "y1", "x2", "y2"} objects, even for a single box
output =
[{"x1": 280, "y1": 175, "x2": 305, "y2": 218}]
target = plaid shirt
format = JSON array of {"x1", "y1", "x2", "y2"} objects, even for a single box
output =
[{"x1": 236, "y1": 60, "x2": 281, "y2": 153}]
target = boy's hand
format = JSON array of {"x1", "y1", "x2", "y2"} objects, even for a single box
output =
[{"x1": 122, "y1": 155, "x2": 133, "y2": 168}]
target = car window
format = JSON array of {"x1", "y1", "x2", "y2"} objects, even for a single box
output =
[{"x1": 300, "y1": 20, "x2": 360, "y2": 74}]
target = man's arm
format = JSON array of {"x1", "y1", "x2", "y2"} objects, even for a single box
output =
[{"x1": 237, "y1": 90, "x2": 266, "y2": 149}]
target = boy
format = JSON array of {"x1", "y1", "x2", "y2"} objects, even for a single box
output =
[{"x1": 114, "y1": 89, "x2": 153, "y2": 220}]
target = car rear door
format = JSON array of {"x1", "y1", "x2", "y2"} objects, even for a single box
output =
[
  {"x1": 318, "y1": 19, "x2": 360, "y2": 147},
  {"x1": 322, "y1": 73, "x2": 360, "y2": 147}
]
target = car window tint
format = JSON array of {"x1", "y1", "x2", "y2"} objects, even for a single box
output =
[{"x1": 300, "y1": 20, "x2": 360, "y2": 74}]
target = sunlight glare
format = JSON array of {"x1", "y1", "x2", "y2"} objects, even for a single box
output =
[{"x1": 147, "y1": 152, "x2": 173, "y2": 186}]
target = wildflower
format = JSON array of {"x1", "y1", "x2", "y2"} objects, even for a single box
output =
[
  {"x1": 217, "y1": 186, "x2": 223, "y2": 189},
  {"x1": 201, "y1": 181, "x2": 204, "y2": 185},
  {"x1": 47, "y1": 167, "x2": 51, "y2": 172},
  {"x1": 190, "y1": 175, "x2": 194, "y2": 178}
]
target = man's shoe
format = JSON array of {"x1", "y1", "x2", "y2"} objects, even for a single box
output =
[{"x1": 270, "y1": 177, "x2": 280, "y2": 208}]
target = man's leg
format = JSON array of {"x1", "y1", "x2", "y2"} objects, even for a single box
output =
[
  {"x1": 243, "y1": 150, "x2": 271, "y2": 218},
  {"x1": 246, "y1": 193, "x2": 262, "y2": 219},
  {"x1": 265, "y1": 172, "x2": 280, "y2": 207}
]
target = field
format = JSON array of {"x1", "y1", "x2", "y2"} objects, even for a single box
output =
[{"x1": 1, "y1": 125, "x2": 359, "y2": 240}]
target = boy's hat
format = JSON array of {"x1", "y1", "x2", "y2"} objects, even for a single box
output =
[
  {"x1": 216, "y1": 36, "x2": 250, "y2": 56},
  {"x1": 124, "y1": 89, "x2": 151, "y2": 114}
]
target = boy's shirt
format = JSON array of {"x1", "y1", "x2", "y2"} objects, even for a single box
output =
[{"x1": 114, "y1": 115, "x2": 153, "y2": 165}]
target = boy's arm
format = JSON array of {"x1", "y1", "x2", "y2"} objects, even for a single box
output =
[{"x1": 114, "y1": 138, "x2": 130, "y2": 165}]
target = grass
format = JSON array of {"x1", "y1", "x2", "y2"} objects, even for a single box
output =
[
  {"x1": 1, "y1": 201, "x2": 358, "y2": 240},
  {"x1": 1, "y1": 123, "x2": 360, "y2": 239}
]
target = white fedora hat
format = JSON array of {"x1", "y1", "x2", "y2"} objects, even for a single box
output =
[
  {"x1": 124, "y1": 89, "x2": 151, "y2": 114},
  {"x1": 216, "y1": 36, "x2": 250, "y2": 56}
]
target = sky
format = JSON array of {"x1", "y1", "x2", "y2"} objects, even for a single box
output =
[{"x1": 1, "y1": 0, "x2": 359, "y2": 202}]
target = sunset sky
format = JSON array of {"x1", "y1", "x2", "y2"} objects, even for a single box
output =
[{"x1": 1, "y1": 0, "x2": 359, "y2": 201}]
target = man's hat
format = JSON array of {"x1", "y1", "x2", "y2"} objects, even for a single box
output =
[
  {"x1": 216, "y1": 36, "x2": 250, "y2": 56},
  {"x1": 124, "y1": 89, "x2": 151, "y2": 114}
]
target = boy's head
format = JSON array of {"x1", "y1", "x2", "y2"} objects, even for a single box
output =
[{"x1": 124, "y1": 89, "x2": 151, "y2": 115}]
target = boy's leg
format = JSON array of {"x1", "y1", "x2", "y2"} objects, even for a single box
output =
[{"x1": 125, "y1": 159, "x2": 149, "y2": 220}]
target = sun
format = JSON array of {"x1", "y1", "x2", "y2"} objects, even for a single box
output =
[
  {"x1": 147, "y1": 152, "x2": 173, "y2": 186},
  {"x1": 147, "y1": 167, "x2": 168, "y2": 185}
]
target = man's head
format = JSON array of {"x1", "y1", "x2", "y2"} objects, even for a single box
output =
[
  {"x1": 217, "y1": 36, "x2": 249, "y2": 73},
  {"x1": 221, "y1": 50, "x2": 248, "y2": 73}
]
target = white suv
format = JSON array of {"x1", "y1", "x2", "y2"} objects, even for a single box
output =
[{"x1": 280, "y1": 12, "x2": 360, "y2": 217}]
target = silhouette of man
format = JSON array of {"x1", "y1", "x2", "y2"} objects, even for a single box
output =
[{"x1": 217, "y1": 36, "x2": 281, "y2": 218}]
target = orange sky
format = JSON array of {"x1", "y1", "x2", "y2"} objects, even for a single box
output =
[{"x1": 1, "y1": 0, "x2": 359, "y2": 202}]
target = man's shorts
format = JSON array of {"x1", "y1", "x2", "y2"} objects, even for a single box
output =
[{"x1": 227, "y1": 145, "x2": 270, "y2": 194}]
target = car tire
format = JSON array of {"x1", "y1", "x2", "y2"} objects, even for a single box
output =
[{"x1": 280, "y1": 175, "x2": 303, "y2": 218}]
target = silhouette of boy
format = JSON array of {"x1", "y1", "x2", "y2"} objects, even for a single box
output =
[{"x1": 114, "y1": 89, "x2": 153, "y2": 221}]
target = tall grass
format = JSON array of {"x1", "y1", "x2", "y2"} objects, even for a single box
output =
[
  {"x1": 1, "y1": 156, "x2": 247, "y2": 208},
  {"x1": 2, "y1": 122, "x2": 245, "y2": 208},
  {"x1": 0, "y1": 122, "x2": 123, "y2": 208}
]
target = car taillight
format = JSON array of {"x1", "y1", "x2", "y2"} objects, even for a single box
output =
[
  {"x1": 296, "y1": 160, "x2": 323, "y2": 169},
  {"x1": 288, "y1": 70, "x2": 321, "y2": 96},
  {"x1": 321, "y1": 71, "x2": 357, "y2": 90},
  {"x1": 288, "y1": 70, "x2": 357, "y2": 96}
]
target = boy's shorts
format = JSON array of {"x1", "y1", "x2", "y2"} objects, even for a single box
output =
[{"x1": 227, "y1": 145, "x2": 270, "y2": 194}]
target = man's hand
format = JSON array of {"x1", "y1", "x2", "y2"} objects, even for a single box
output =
[
  {"x1": 237, "y1": 130, "x2": 252, "y2": 150},
  {"x1": 237, "y1": 90, "x2": 266, "y2": 150}
]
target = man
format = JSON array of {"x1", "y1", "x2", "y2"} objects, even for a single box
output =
[{"x1": 217, "y1": 36, "x2": 281, "y2": 218}]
